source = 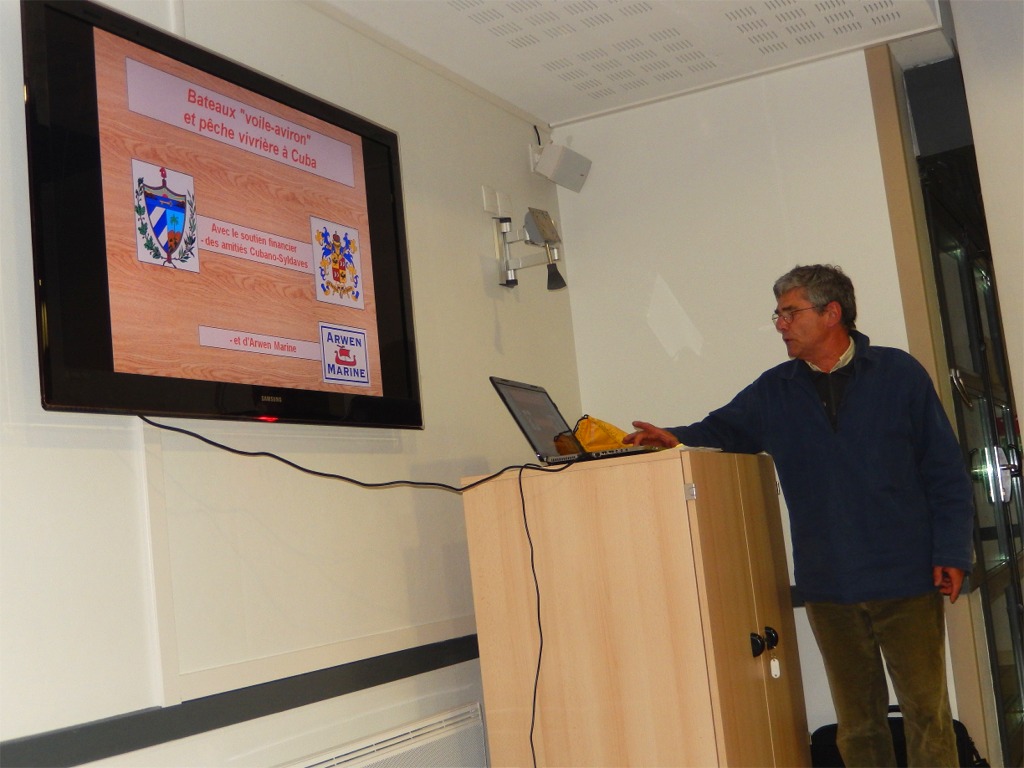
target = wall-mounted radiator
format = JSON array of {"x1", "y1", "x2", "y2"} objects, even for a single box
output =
[{"x1": 281, "y1": 703, "x2": 487, "y2": 768}]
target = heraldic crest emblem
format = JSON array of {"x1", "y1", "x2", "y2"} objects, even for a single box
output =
[
  {"x1": 311, "y1": 217, "x2": 363, "y2": 309},
  {"x1": 133, "y1": 161, "x2": 197, "y2": 270}
]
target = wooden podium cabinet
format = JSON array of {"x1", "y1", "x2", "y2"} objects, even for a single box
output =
[{"x1": 462, "y1": 449, "x2": 810, "y2": 767}]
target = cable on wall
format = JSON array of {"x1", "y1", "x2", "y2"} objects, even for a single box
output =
[
  {"x1": 517, "y1": 464, "x2": 544, "y2": 768},
  {"x1": 138, "y1": 415, "x2": 573, "y2": 493}
]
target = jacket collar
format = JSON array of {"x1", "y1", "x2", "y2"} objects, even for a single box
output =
[{"x1": 778, "y1": 330, "x2": 872, "y2": 380}]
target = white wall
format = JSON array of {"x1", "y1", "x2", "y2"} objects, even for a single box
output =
[
  {"x1": 557, "y1": 52, "x2": 908, "y2": 433},
  {"x1": 0, "y1": 0, "x2": 578, "y2": 759}
]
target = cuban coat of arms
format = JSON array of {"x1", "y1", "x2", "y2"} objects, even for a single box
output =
[{"x1": 132, "y1": 160, "x2": 198, "y2": 272}]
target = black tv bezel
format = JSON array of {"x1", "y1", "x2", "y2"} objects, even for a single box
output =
[{"x1": 21, "y1": 0, "x2": 423, "y2": 429}]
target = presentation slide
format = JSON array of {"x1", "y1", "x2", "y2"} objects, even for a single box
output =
[{"x1": 95, "y1": 29, "x2": 382, "y2": 395}]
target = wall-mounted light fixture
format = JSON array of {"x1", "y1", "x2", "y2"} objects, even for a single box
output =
[{"x1": 495, "y1": 208, "x2": 567, "y2": 291}]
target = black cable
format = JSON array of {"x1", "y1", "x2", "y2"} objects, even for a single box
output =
[
  {"x1": 518, "y1": 464, "x2": 542, "y2": 768},
  {"x1": 533, "y1": 124, "x2": 542, "y2": 145},
  {"x1": 138, "y1": 415, "x2": 573, "y2": 493}
]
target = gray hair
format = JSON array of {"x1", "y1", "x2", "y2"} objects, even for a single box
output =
[{"x1": 773, "y1": 264, "x2": 857, "y2": 330}]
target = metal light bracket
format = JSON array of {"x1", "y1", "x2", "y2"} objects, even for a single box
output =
[{"x1": 494, "y1": 208, "x2": 566, "y2": 290}]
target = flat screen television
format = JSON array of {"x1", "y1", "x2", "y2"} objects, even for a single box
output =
[{"x1": 21, "y1": 0, "x2": 422, "y2": 428}]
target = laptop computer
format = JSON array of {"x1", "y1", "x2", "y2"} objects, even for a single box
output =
[{"x1": 490, "y1": 376, "x2": 659, "y2": 464}]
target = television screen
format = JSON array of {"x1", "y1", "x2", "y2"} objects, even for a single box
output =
[{"x1": 21, "y1": 0, "x2": 422, "y2": 428}]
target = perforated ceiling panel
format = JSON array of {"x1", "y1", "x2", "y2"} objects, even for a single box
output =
[{"x1": 323, "y1": 0, "x2": 942, "y2": 125}]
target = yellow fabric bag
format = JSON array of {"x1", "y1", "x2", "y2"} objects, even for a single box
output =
[{"x1": 573, "y1": 414, "x2": 630, "y2": 451}]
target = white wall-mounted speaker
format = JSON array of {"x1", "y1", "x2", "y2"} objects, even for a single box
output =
[{"x1": 530, "y1": 143, "x2": 591, "y2": 192}]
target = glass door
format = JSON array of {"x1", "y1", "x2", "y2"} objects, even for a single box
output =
[{"x1": 923, "y1": 148, "x2": 1024, "y2": 766}]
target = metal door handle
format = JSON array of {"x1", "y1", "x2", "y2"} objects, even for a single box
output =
[
  {"x1": 994, "y1": 446, "x2": 1012, "y2": 503},
  {"x1": 973, "y1": 446, "x2": 1014, "y2": 504},
  {"x1": 1003, "y1": 445, "x2": 1021, "y2": 478},
  {"x1": 950, "y1": 368, "x2": 973, "y2": 409}
]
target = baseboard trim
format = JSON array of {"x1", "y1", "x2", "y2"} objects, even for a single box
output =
[{"x1": 0, "y1": 635, "x2": 479, "y2": 768}]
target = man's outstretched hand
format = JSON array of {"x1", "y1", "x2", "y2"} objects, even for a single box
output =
[{"x1": 623, "y1": 421, "x2": 681, "y2": 449}]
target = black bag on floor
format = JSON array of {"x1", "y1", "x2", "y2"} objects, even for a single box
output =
[{"x1": 809, "y1": 705, "x2": 989, "y2": 767}]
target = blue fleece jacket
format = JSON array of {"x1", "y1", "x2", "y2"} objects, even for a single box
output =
[{"x1": 668, "y1": 331, "x2": 975, "y2": 604}]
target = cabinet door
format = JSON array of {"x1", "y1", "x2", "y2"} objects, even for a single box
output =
[
  {"x1": 738, "y1": 454, "x2": 810, "y2": 767},
  {"x1": 464, "y1": 452, "x2": 720, "y2": 767},
  {"x1": 684, "y1": 452, "x2": 809, "y2": 767},
  {"x1": 684, "y1": 452, "x2": 776, "y2": 766}
]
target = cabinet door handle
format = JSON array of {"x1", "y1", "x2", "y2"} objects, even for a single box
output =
[
  {"x1": 750, "y1": 632, "x2": 766, "y2": 657},
  {"x1": 764, "y1": 626, "x2": 779, "y2": 650}
]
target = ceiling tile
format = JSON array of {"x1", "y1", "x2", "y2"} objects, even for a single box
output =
[{"x1": 323, "y1": 0, "x2": 942, "y2": 125}]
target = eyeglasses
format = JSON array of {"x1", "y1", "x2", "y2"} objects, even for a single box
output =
[{"x1": 771, "y1": 305, "x2": 822, "y2": 325}]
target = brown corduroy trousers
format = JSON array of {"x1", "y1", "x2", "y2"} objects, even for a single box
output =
[{"x1": 806, "y1": 591, "x2": 958, "y2": 768}]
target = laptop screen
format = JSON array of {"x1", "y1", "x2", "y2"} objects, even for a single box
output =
[{"x1": 490, "y1": 377, "x2": 585, "y2": 459}]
